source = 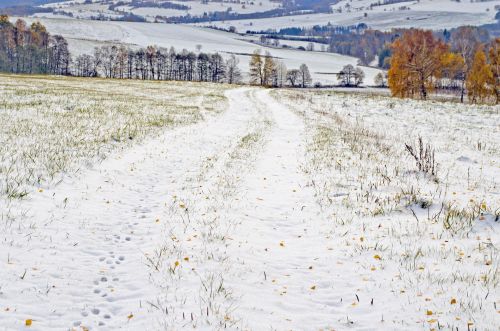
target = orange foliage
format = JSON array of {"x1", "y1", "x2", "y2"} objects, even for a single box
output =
[
  {"x1": 489, "y1": 38, "x2": 500, "y2": 104},
  {"x1": 388, "y1": 29, "x2": 449, "y2": 100},
  {"x1": 466, "y1": 48, "x2": 493, "y2": 103}
]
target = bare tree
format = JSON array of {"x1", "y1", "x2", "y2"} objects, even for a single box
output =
[
  {"x1": 249, "y1": 49, "x2": 264, "y2": 85},
  {"x1": 450, "y1": 27, "x2": 486, "y2": 102},
  {"x1": 354, "y1": 67, "x2": 365, "y2": 86},
  {"x1": 225, "y1": 54, "x2": 242, "y2": 84},
  {"x1": 374, "y1": 72, "x2": 387, "y2": 87},
  {"x1": 287, "y1": 69, "x2": 300, "y2": 87},
  {"x1": 276, "y1": 60, "x2": 287, "y2": 87},
  {"x1": 299, "y1": 63, "x2": 312, "y2": 87},
  {"x1": 337, "y1": 64, "x2": 355, "y2": 86},
  {"x1": 263, "y1": 51, "x2": 277, "y2": 86}
]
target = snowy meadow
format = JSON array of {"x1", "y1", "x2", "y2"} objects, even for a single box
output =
[
  {"x1": 0, "y1": 74, "x2": 498, "y2": 330},
  {"x1": 0, "y1": 74, "x2": 228, "y2": 200},
  {"x1": 273, "y1": 89, "x2": 500, "y2": 329}
]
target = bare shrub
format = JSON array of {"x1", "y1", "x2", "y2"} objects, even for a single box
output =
[{"x1": 405, "y1": 137, "x2": 438, "y2": 176}]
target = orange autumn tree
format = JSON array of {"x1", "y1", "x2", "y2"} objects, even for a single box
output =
[
  {"x1": 388, "y1": 29, "x2": 449, "y2": 100},
  {"x1": 440, "y1": 51, "x2": 465, "y2": 91},
  {"x1": 489, "y1": 38, "x2": 500, "y2": 104},
  {"x1": 466, "y1": 47, "x2": 493, "y2": 103}
]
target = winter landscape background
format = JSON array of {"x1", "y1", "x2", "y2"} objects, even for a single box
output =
[{"x1": 0, "y1": 0, "x2": 499, "y2": 330}]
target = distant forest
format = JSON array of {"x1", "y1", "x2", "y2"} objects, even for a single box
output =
[
  {"x1": 133, "y1": 0, "x2": 336, "y2": 23},
  {"x1": 250, "y1": 20, "x2": 496, "y2": 67},
  {"x1": 0, "y1": 0, "x2": 59, "y2": 8},
  {"x1": 0, "y1": 0, "x2": 336, "y2": 23},
  {"x1": 0, "y1": 15, "x2": 242, "y2": 84}
]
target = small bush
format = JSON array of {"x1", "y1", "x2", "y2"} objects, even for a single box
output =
[{"x1": 405, "y1": 137, "x2": 438, "y2": 176}]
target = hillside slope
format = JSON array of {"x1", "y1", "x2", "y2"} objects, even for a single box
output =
[{"x1": 0, "y1": 75, "x2": 498, "y2": 330}]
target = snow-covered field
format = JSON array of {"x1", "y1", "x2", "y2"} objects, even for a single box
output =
[
  {"x1": 197, "y1": 7, "x2": 498, "y2": 33},
  {"x1": 17, "y1": 17, "x2": 382, "y2": 85},
  {"x1": 118, "y1": 0, "x2": 280, "y2": 20},
  {"x1": 331, "y1": 0, "x2": 500, "y2": 15},
  {"x1": 0, "y1": 74, "x2": 498, "y2": 330},
  {"x1": 41, "y1": 0, "x2": 281, "y2": 21}
]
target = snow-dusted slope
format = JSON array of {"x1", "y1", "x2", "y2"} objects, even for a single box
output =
[
  {"x1": 195, "y1": 10, "x2": 496, "y2": 32},
  {"x1": 41, "y1": 0, "x2": 281, "y2": 21},
  {"x1": 194, "y1": 0, "x2": 500, "y2": 32},
  {"x1": 18, "y1": 17, "x2": 382, "y2": 85},
  {"x1": 0, "y1": 75, "x2": 498, "y2": 330}
]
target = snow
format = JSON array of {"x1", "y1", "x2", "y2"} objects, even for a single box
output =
[
  {"x1": 237, "y1": 34, "x2": 329, "y2": 51},
  {"x1": 332, "y1": 0, "x2": 500, "y2": 15},
  {"x1": 272, "y1": 88, "x2": 500, "y2": 330},
  {"x1": 0, "y1": 75, "x2": 232, "y2": 330},
  {"x1": 194, "y1": 9, "x2": 497, "y2": 32},
  {"x1": 17, "y1": 17, "x2": 382, "y2": 85},
  {"x1": 124, "y1": 0, "x2": 280, "y2": 18},
  {"x1": 42, "y1": 0, "x2": 281, "y2": 21},
  {"x1": 0, "y1": 74, "x2": 498, "y2": 330}
]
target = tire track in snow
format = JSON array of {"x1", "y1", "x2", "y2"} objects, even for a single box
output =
[
  {"x1": 149, "y1": 88, "x2": 274, "y2": 329},
  {"x1": 225, "y1": 90, "x2": 342, "y2": 330},
  {"x1": 0, "y1": 87, "x2": 260, "y2": 330}
]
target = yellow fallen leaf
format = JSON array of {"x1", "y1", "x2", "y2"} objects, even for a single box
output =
[
  {"x1": 25, "y1": 319, "x2": 32, "y2": 326},
  {"x1": 310, "y1": 285, "x2": 316, "y2": 290},
  {"x1": 127, "y1": 313, "x2": 133, "y2": 320},
  {"x1": 279, "y1": 241, "x2": 285, "y2": 247},
  {"x1": 184, "y1": 257, "x2": 189, "y2": 261},
  {"x1": 373, "y1": 255, "x2": 381, "y2": 260},
  {"x1": 450, "y1": 298, "x2": 457, "y2": 304},
  {"x1": 174, "y1": 261, "x2": 180, "y2": 267},
  {"x1": 426, "y1": 310, "x2": 433, "y2": 316},
  {"x1": 428, "y1": 319, "x2": 437, "y2": 323}
]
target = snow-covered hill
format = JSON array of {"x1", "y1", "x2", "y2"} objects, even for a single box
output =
[
  {"x1": 0, "y1": 74, "x2": 498, "y2": 330},
  {"x1": 18, "y1": 16, "x2": 383, "y2": 85},
  {"x1": 194, "y1": 7, "x2": 498, "y2": 32}
]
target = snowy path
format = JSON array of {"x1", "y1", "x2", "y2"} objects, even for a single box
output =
[
  {"x1": 220, "y1": 91, "x2": 352, "y2": 330},
  {"x1": 217, "y1": 90, "x2": 394, "y2": 330},
  {"x1": 2, "y1": 88, "x2": 397, "y2": 330},
  {"x1": 0, "y1": 88, "x2": 261, "y2": 330},
  {"x1": 225, "y1": 90, "x2": 338, "y2": 328}
]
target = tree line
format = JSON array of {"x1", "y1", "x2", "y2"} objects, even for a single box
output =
[
  {"x1": 0, "y1": 16, "x2": 243, "y2": 84},
  {"x1": 248, "y1": 49, "x2": 312, "y2": 88},
  {"x1": 0, "y1": 15, "x2": 70, "y2": 75},
  {"x1": 388, "y1": 27, "x2": 499, "y2": 104},
  {"x1": 74, "y1": 45, "x2": 242, "y2": 83}
]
